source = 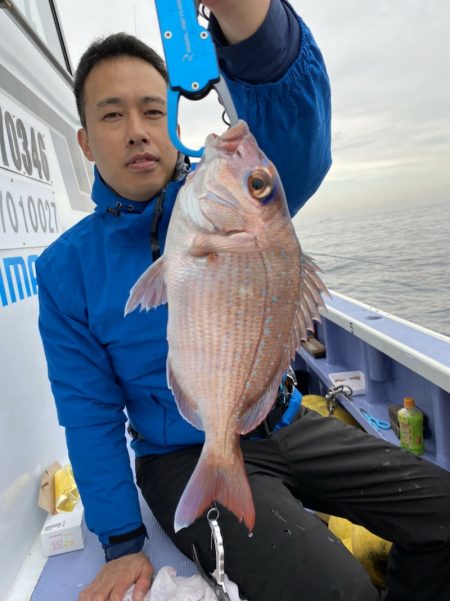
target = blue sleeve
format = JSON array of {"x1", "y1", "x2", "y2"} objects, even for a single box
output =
[
  {"x1": 36, "y1": 256, "x2": 144, "y2": 547},
  {"x1": 212, "y1": 7, "x2": 332, "y2": 216},
  {"x1": 209, "y1": 0, "x2": 301, "y2": 83}
]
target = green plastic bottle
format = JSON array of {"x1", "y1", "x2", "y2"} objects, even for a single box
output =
[{"x1": 398, "y1": 396, "x2": 424, "y2": 455}]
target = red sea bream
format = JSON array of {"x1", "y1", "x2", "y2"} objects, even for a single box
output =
[{"x1": 125, "y1": 120, "x2": 327, "y2": 533}]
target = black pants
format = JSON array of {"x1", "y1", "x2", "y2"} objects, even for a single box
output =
[{"x1": 136, "y1": 407, "x2": 450, "y2": 601}]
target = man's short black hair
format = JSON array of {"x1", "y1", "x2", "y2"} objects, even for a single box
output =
[{"x1": 74, "y1": 33, "x2": 168, "y2": 129}]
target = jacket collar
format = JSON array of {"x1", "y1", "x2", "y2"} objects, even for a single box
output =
[
  {"x1": 91, "y1": 166, "x2": 150, "y2": 215},
  {"x1": 91, "y1": 154, "x2": 191, "y2": 215}
]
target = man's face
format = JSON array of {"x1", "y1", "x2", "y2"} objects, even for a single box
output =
[{"x1": 77, "y1": 56, "x2": 178, "y2": 201}]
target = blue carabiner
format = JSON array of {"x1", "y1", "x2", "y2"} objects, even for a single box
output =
[{"x1": 154, "y1": 0, "x2": 238, "y2": 157}]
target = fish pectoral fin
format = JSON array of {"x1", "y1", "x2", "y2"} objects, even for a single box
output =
[
  {"x1": 124, "y1": 256, "x2": 167, "y2": 315},
  {"x1": 189, "y1": 231, "x2": 257, "y2": 257},
  {"x1": 167, "y1": 359, "x2": 203, "y2": 430}
]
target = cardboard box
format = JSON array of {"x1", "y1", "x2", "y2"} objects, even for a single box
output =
[
  {"x1": 40, "y1": 501, "x2": 86, "y2": 557},
  {"x1": 38, "y1": 461, "x2": 86, "y2": 557}
]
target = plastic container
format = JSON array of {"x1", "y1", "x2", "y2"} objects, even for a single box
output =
[{"x1": 398, "y1": 396, "x2": 424, "y2": 455}]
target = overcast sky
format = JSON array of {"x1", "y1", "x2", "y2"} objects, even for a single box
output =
[{"x1": 54, "y1": 0, "x2": 450, "y2": 217}]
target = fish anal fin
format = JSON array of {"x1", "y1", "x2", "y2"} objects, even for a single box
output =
[
  {"x1": 167, "y1": 359, "x2": 203, "y2": 430},
  {"x1": 124, "y1": 256, "x2": 167, "y2": 315},
  {"x1": 174, "y1": 443, "x2": 255, "y2": 533}
]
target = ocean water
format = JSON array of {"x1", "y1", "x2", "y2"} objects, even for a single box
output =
[{"x1": 295, "y1": 201, "x2": 450, "y2": 338}]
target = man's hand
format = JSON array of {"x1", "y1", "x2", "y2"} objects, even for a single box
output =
[
  {"x1": 79, "y1": 552, "x2": 154, "y2": 601},
  {"x1": 201, "y1": 0, "x2": 271, "y2": 45}
]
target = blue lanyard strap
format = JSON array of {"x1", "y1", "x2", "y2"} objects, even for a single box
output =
[{"x1": 154, "y1": 0, "x2": 238, "y2": 157}]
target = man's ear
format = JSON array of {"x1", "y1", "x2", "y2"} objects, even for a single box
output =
[{"x1": 77, "y1": 128, "x2": 94, "y2": 162}]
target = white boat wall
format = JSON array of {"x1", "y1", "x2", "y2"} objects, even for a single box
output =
[
  {"x1": 1, "y1": 2, "x2": 450, "y2": 600},
  {"x1": 0, "y1": 2, "x2": 93, "y2": 598}
]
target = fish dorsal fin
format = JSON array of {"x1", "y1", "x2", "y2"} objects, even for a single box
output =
[
  {"x1": 239, "y1": 253, "x2": 328, "y2": 435},
  {"x1": 167, "y1": 359, "x2": 203, "y2": 430},
  {"x1": 124, "y1": 256, "x2": 167, "y2": 315},
  {"x1": 283, "y1": 253, "x2": 328, "y2": 362},
  {"x1": 239, "y1": 373, "x2": 281, "y2": 435}
]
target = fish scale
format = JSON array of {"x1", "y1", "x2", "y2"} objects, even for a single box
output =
[{"x1": 175, "y1": 252, "x2": 274, "y2": 414}]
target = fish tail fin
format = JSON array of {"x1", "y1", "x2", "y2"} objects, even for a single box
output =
[{"x1": 174, "y1": 444, "x2": 255, "y2": 534}]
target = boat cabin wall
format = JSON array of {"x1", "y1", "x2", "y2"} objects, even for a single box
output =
[{"x1": 0, "y1": 3, "x2": 92, "y2": 598}]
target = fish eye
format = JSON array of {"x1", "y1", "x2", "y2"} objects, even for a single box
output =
[{"x1": 248, "y1": 169, "x2": 273, "y2": 200}]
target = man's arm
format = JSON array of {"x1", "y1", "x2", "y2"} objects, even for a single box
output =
[
  {"x1": 203, "y1": 0, "x2": 271, "y2": 44},
  {"x1": 207, "y1": 0, "x2": 332, "y2": 216},
  {"x1": 36, "y1": 258, "x2": 153, "y2": 601}
]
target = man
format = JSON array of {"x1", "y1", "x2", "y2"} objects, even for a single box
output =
[{"x1": 37, "y1": 1, "x2": 450, "y2": 601}]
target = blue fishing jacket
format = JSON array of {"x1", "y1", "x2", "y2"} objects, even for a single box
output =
[{"x1": 36, "y1": 9, "x2": 331, "y2": 548}]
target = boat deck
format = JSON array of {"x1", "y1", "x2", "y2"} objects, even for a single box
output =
[{"x1": 30, "y1": 494, "x2": 196, "y2": 601}]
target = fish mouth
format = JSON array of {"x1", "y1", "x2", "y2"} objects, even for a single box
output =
[
  {"x1": 220, "y1": 120, "x2": 249, "y2": 142},
  {"x1": 207, "y1": 120, "x2": 249, "y2": 154}
]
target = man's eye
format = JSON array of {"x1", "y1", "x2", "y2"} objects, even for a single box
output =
[
  {"x1": 145, "y1": 110, "x2": 165, "y2": 117},
  {"x1": 103, "y1": 112, "x2": 121, "y2": 120}
]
